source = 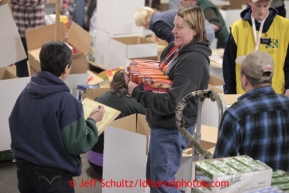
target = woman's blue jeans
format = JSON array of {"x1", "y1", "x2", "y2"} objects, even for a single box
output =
[{"x1": 146, "y1": 125, "x2": 195, "y2": 193}]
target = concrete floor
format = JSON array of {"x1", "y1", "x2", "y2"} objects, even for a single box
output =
[{"x1": 0, "y1": 154, "x2": 102, "y2": 193}]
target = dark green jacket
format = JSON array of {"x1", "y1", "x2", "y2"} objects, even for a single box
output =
[{"x1": 197, "y1": 0, "x2": 229, "y2": 48}]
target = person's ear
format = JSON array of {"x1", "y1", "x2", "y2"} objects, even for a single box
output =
[{"x1": 64, "y1": 64, "x2": 71, "y2": 74}]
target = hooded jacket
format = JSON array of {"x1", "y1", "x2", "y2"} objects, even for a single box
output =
[
  {"x1": 9, "y1": 71, "x2": 98, "y2": 176},
  {"x1": 197, "y1": 0, "x2": 229, "y2": 48},
  {"x1": 132, "y1": 41, "x2": 211, "y2": 129},
  {"x1": 223, "y1": 7, "x2": 289, "y2": 94}
]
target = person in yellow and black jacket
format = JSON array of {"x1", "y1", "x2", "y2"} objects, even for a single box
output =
[{"x1": 222, "y1": 0, "x2": 289, "y2": 95}]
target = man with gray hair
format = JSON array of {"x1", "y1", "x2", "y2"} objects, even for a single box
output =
[{"x1": 214, "y1": 50, "x2": 289, "y2": 172}]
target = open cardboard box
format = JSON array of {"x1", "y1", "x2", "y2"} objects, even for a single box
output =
[
  {"x1": 25, "y1": 22, "x2": 92, "y2": 75},
  {"x1": 103, "y1": 113, "x2": 218, "y2": 193},
  {"x1": 109, "y1": 36, "x2": 158, "y2": 60},
  {"x1": 0, "y1": 66, "x2": 17, "y2": 80}
]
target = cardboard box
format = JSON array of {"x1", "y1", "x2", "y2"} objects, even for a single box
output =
[
  {"x1": 0, "y1": 3, "x2": 26, "y2": 67},
  {"x1": 97, "y1": 0, "x2": 144, "y2": 35},
  {"x1": 103, "y1": 114, "x2": 218, "y2": 193},
  {"x1": 0, "y1": 66, "x2": 17, "y2": 80},
  {"x1": 81, "y1": 87, "x2": 111, "y2": 101},
  {"x1": 109, "y1": 36, "x2": 158, "y2": 61},
  {"x1": 25, "y1": 22, "x2": 92, "y2": 75},
  {"x1": 103, "y1": 116, "x2": 148, "y2": 193},
  {"x1": 193, "y1": 156, "x2": 272, "y2": 193}
]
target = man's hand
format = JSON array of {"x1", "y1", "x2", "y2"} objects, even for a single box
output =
[
  {"x1": 285, "y1": 89, "x2": 289, "y2": 96},
  {"x1": 89, "y1": 106, "x2": 105, "y2": 122}
]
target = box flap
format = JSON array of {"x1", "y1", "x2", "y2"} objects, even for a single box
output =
[
  {"x1": 26, "y1": 23, "x2": 65, "y2": 51},
  {"x1": 0, "y1": 66, "x2": 17, "y2": 80},
  {"x1": 137, "y1": 114, "x2": 150, "y2": 154},
  {"x1": 83, "y1": 88, "x2": 110, "y2": 100},
  {"x1": 136, "y1": 114, "x2": 150, "y2": 136},
  {"x1": 0, "y1": 0, "x2": 12, "y2": 14},
  {"x1": 113, "y1": 36, "x2": 155, "y2": 45},
  {"x1": 200, "y1": 124, "x2": 218, "y2": 144},
  {"x1": 70, "y1": 53, "x2": 87, "y2": 74},
  {"x1": 220, "y1": 93, "x2": 242, "y2": 105},
  {"x1": 208, "y1": 84, "x2": 223, "y2": 93},
  {"x1": 87, "y1": 70, "x2": 104, "y2": 85},
  {"x1": 110, "y1": 114, "x2": 137, "y2": 133},
  {"x1": 67, "y1": 22, "x2": 92, "y2": 55},
  {"x1": 209, "y1": 75, "x2": 224, "y2": 86},
  {"x1": 0, "y1": 4, "x2": 26, "y2": 67}
]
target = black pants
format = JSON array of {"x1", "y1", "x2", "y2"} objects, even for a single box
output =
[{"x1": 16, "y1": 160, "x2": 74, "y2": 193}]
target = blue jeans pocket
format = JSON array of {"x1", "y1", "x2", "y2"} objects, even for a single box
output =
[{"x1": 36, "y1": 167, "x2": 63, "y2": 189}]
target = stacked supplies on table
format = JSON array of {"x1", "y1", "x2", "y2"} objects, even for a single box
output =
[
  {"x1": 128, "y1": 59, "x2": 172, "y2": 93},
  {"x1": 192, "y1": 155, "x2": 272, "y2": 193}
]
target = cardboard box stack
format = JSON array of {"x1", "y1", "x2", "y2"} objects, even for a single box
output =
[{"x1": 94, "y1": 0, "x2": 158, "y2": 69}]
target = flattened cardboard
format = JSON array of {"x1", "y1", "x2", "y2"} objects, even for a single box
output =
[
  {"x1": 0, "y1": 65, "x2": 17, "y2": 80},
  {"x1": 0, "y1": 4, "x2": 26, "y2": 67},
  {"x1": 67, "y1": 22, "x2": 92, "y2": 55}
]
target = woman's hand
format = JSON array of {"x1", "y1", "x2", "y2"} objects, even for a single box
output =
[{"x1": 89, "y1": 106, "x2": 105, "y2": 122}]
